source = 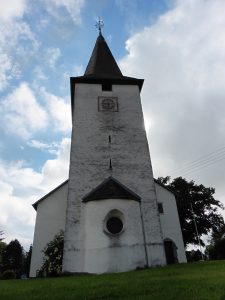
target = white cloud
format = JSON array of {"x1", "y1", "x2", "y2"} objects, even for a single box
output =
[
  {"x1": 41, "y1": 88, "x2": 72, "y2": 132},
  {"x1": 72, "y1": 65, "x2": 84, "y2": 76},
  {"x1": 0, "y1": 0, "x2": 27, "y2": 22},
  {"x1": 41, "y1": 138, "x2": 71, "y2": 189},
  {"x1": 0, "y1": 5, "x2": 39, "y2": 91},
  {"x1": 43, "y1": 0, "x2": 85, "y2": 24},
  {"x1": 45, "y1": 47, "x2": 62, "y2": 68},
  {"x1": 1, "y1": 83, "x2": 48, "y2": 139},
  {"x1": 120, "y1": 0, "x2": 225, "y2": 209},
  {"x1": 0, "y1": 53, "x2": 13, "y2": 91},
  {"x1": 0, "y1": 137, "x2": 71, "y2": 249},
  {"x1": 33, "y1": 66, "x2": 48, "y2": 81},
  {"x1": 27, "y1": 139, "x2": 58, "y2": 152},
  {"x1": 0, "y1": 171, "x2": 39, "y2": 249}
]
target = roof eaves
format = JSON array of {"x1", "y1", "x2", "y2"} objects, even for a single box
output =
[
  {"x1": 32, "y1": 179, "x2": 69, "y2": 211},
  {"x1": 154, "y1": 179, "x2": 176, "y2": 196},
  {"x1": 83, "y1": 176, "x2": 141, "y2": 202}
]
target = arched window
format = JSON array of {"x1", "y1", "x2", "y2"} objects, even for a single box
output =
[{"x1": 164, "y1": 239, "x2": 178, "y2": 264}]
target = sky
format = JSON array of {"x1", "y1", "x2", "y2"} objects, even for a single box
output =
[{"x1": 1, "y1": 0, "x2": 225, "y2": 250}]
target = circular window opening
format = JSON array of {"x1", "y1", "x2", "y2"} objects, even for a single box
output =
[{"x1": 106, "y1": 217, "x2": 123, "y2": 234}]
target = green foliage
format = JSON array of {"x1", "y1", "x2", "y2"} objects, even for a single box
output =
[
  {"x1": 2, "y1": 239, "x2": 24, "y2": 278},
  {"x1": 0, "y1": 242, "x2": 7, "y2": 263},
  {"x1": 0, "y1": 261, "x2": 225, "y2": 299},
  {"x1": 23, "y1": 245, "x2": 32, "y2": 277},
  {"x1": 186, "y1": 250, "x2": 204, "y2": 262},
  {"x1": 206, "y1": 238, "x2": 225, "y2": 260},
  {"x1": 205, "y1": 223, "x2": 225, "y2": 260},
  {"x1": 1, "y1": 270, "x2": 16, "y2": 280},
  {"x1": 210, "y1": 223, "x2": 225, "y2": 241},
  {"x1": 40, "y1": 231, "x2": 64, "y2": 277},
  {"x1": 157, "y1": 176, "x2": 224, "y2": 247},
  {"x1": 207, "y1": 240, "x2": 223, "y2": 260},
  {"x1": 0, "y1": 231, "x2": 4, "y2": 242}
]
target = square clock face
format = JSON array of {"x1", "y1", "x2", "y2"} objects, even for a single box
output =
[{"x1": 98, "y1": 97, "x2": 118, "y2": 112}]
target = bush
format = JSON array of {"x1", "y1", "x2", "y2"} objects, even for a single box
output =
[
  {"x1": 40, "y1": 231, "x2": 64, "y2": 277},
  {"x1": 1, "y1": 270, "x2": 16, "y2": 280},
  {"x1": 207, "y1": 238, "x2": 225, "y2": 260},
  {"x1": 186, "y1": 250, "x2": 204, "y2": 262}
]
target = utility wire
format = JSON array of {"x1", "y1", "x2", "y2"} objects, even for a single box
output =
[
  {"x1": 171, "y1": 151, "x2": 225, "y2": 176},
  {"x1": 168, "y1": 146, "x2": 225, "y2": 177},
  {"x1": 170, "y1": 146, "x2": 225, "y2": 174},
  {"x1": 176, "y1": 155, "x2": 225, "y2": 177}
]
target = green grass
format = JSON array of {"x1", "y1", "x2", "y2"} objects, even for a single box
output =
[{"x1": 1, "y1": 261, "x2": 225, "y2": 300}]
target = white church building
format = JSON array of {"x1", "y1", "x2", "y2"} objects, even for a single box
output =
[{"x1": 30, "y1": 30, "x2": 186, "y2": 277}]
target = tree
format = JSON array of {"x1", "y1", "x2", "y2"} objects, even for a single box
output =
[
  {"x1": 0, "y1": 231, "x2": 4, "y2": 242},
  {"x1": 205, "y1": 224, "x2": 225, "y2": 260},
  {"x1": 39, "y1": 231, "x2": 64, "y2": 277},
  {"x1": 0, "y1": 241, "x2": 7, "y2": 274},
  {"x1": 2, "y1": 239, "x2": 24, "y2": 278},
  {"x1": 157, "y1": 176, "x2": 224, "y2": 247},
  {"x1": 206, "y1": 238, "x2": 225, "y2": 260},
  {"x1": 23, "y1": 245, "x2": 32, "y2": 277},
  {"x1": 186, "y1": 249, "x2": 205, "y2": 262}
]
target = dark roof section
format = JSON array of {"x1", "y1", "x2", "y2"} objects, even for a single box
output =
[
  {"x1": 32, "y1": 178, "x2": 176, "y2": 211},
  {"x1": 82, "y1": 176, "x2": 141, "y2": 202},
  {"x1": 84, "y1": 34, "x2": 123, "y2": 78},
  {"x1": 32, "y1": 179, "x2": 69, "y2": 211}
]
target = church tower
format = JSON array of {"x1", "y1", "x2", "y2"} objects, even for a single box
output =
[{"x1": 62, "y1": 30, "x2": 166, "y2": 274}]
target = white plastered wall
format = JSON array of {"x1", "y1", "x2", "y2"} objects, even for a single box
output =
[
  {"x1": 29, "y1": 182, "x2": 68, "y2": 277},
  {"x1": 30, "y1": 179, "x2": 186, "y2": 277},
  {"x1": 155, "y1": 182, "x2": 187, "y2": 263},
  {"x1": 63, "y1": 83, "x2": 166, "y2": 273},
  {"x1": 83, "y1": 199, "x2": 147, "y2": 273}
]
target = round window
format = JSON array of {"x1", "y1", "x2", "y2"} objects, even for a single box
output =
[{"x1": 106, "y1": 217, "x2": 123, "y2": 234}]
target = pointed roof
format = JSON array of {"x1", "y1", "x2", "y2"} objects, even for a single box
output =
[
  {"x1": 84, "y1": 34, "x2": 123, "y2": 78},
  {"x1": 32, "y1": 179, "x2": 69, "y2": 211},
  {"x1": 32, "y1": 178, "x2": 176, "y2": 211},
  {"x1": 70, "y1": 33, "x2": 144, "y2": 116},
  {"x1": 82, "y1": 176, "x2": 141, "y2": 202}
]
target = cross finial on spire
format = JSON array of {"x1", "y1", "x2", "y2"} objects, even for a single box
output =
[{"x1": 95, "y1": 17, "x2": 104, "y2": 35}]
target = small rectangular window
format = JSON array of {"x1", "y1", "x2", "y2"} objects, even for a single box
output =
[
  {"x1": 102, "y1": 83, "x2": 112, "y2": 91},
  {"x1": 158, "y1": 203, "x2": 164, "y2": 214}
]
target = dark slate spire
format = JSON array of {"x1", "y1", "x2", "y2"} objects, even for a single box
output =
[
  {"x1": 70, "y1": 32, "x2": 144, "y2": 117},
  {"x1": 84, "y1": 34, "x2": 123, "y2": 78}
]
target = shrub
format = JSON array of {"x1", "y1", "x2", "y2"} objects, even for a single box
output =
[
  {"x1": 1, "y1": 270, "x2": 16, "y2": 280},
  {"x1": 40, "y1": 231, "x2": 64, "y2": 277},
  {"x1": 186, "y1": 250, "x2": 203, "y2": 262},
  {"x1": 207, "y1": 238, "x2": 225, "y2": 260}
]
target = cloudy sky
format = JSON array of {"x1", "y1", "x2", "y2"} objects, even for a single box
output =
[{"x1": 1, "y1": 0, "x2": 225, "y2": 249}]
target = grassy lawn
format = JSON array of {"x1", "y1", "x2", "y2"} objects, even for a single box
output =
[{"x1": 1, "y1": 261, "x2": 225, "y2": 300}]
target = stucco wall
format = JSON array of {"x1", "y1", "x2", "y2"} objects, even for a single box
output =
[
  {"x1": 29, "y1": 182, "x2": 68, "y2": 277},
  {"x1": 63, "y1": 83, "x2": 166, "y2": 273},
  {"x1": 30, "y1": 180, "x2": 186, "y2": 277},
  {"x1": 83, "y1": 199, "x2": 146, "y2": 273},
  {"x1": 155, "y1": 183, "x2": 187, "y2": 263}
]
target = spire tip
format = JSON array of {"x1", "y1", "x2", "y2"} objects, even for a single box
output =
[{"x1": 95, "y1": 17, "x2": 104, "y2": 35}]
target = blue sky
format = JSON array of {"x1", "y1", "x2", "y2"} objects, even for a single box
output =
[
  {"x1": 1, "y1": 0, "x2": 225, "y2": 249},
  {"x1": 0, "y1": 0, "x2": 170, "y2": 167}
]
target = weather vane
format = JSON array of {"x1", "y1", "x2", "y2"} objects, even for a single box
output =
[{"x1": 95, "y1": 17, "x2": 104, "y2": 35}]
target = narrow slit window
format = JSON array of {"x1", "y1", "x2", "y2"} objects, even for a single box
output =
[
  {"x1": 158, "y1": 203, "x2": 164, "y2": 214},
  {"x1": 109, "y1": 159, "x2": 112, "y2": 170}
]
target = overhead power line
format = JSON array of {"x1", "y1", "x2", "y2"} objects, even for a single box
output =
[{"x1": 168, "y1": 146, "x2": 225, "y2": 177}]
